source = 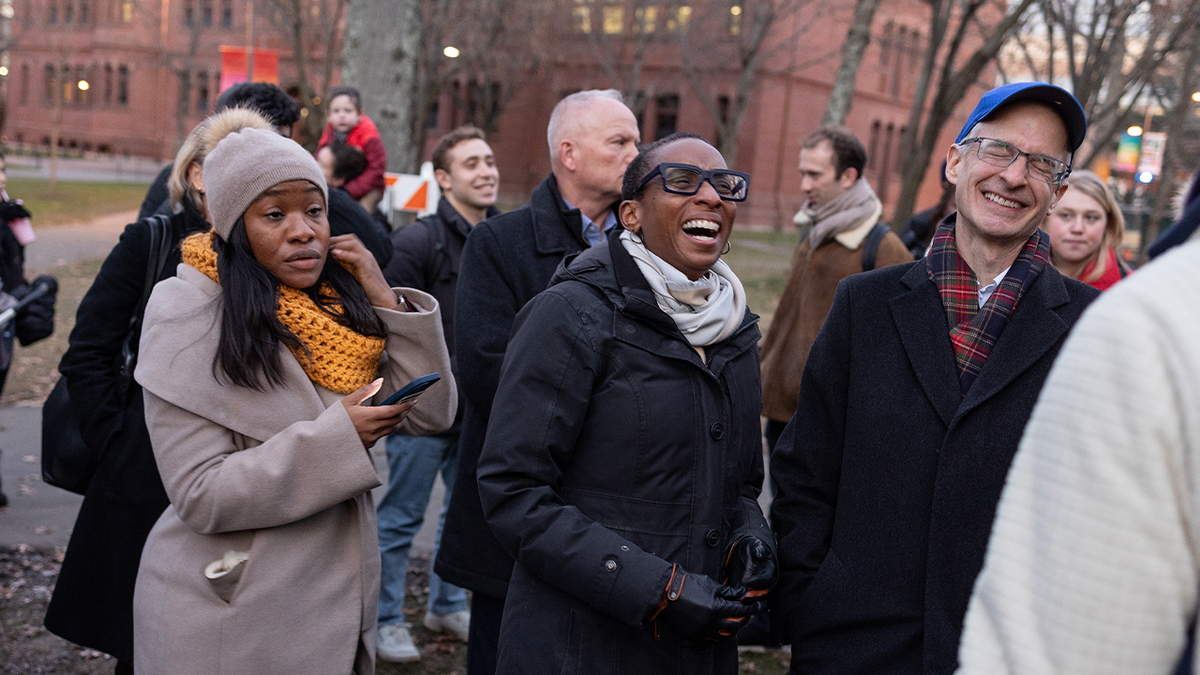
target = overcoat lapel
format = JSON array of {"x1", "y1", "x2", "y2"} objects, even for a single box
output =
[
  {"x1": 890, "y1": 263, "x2": 961, "y2": 426},
  {"x1": 955, "y1": 269, "x2": 1070, "y2": 419}
]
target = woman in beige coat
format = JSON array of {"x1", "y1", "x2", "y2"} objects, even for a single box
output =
[{"x1": 131, "y1": 123, "x2": 455, "y2": 674}]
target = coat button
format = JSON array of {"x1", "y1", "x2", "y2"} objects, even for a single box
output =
[
  {"x1": 605, "y1": 559, "x2": 618, "y2": 572},
  {"x1": 705, "y1": 530, "x2": 721, "y2": 548},
  {"x1": 709, "y1": 422, "x2": 725, "y2": 440}
]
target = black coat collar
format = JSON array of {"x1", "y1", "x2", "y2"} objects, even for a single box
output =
[
  {"x1": 891, "y1": 258, "x2": 1072, "y2": 426},
  {"x1": 528, "y1": 174, "x2": 619, "y2": 256},
  {"x1": 435, "y1": 196, "x2": 500, "y2": 241}
]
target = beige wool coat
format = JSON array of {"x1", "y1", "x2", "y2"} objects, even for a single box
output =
[
  {"x1": 131, "y1": 264, "x2": 455, "y2": 675},
  {"x1": 759, "y1": 216, "x2": 911, "y2": 423}
]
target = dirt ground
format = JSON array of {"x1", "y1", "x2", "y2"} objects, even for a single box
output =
[{"x1": 0, "y1": 544, "x2": 789, "y2": 674}]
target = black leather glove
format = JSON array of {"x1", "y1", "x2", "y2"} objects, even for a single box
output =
[
  {"x1": 722, "y1": 536, "x2": 778, "y2": 601},
  {"x1": 653, "y1": 565, "x2": 758, "y2": 643},
  {"x1": 0, "y1": 201, "x2": 31, "y2": 222}
]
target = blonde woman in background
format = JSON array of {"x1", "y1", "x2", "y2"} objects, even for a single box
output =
[{"x1": 1045, "y1": 169, "x2": 1130, "y2": 291}]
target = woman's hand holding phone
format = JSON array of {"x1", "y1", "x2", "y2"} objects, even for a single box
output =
[
  {"x1": 328, "y1": 234, "x2": 399, "y2": 310},
  {"x1": 342, "y1": 378, "x2": 414, "y2": 448}
]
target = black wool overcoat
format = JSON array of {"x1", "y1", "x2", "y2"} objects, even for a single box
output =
[
  {"x1": 44, "y1": 201, "x2": 209, "y2": 662},
  {"x1": 769, "y1": 257, "x2": 1098, "y2": 675},
  {"x1": 478, "y1": 232, "x2": 773, "y2": 675},
  {"x1": 436, "y1": 174, "x2": 602, "y2": 598}
]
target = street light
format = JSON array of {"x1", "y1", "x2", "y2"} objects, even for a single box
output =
[
  {"x1": 0, "y1": 66, "x2": 7, "y2": 77},
  {"x1": 1193, "y1": 91, "x2": 1200, "y2": 103},
  {"x1": 77, "y1": 80, "x2": 89, "y2": 91},
  {"x1": 443, "y1": 46, "x2": 460, "y2": 58},
  {"x1": 1127, "y1": 125, "x2": 1144, "y2": 137}
]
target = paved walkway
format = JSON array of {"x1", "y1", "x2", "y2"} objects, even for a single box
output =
[
  {"x1": 0, "y1": 210, "x2": 447, "y2": 552},
  {"x1": 5, "y1": 153, "x2": 166, "y2": 184}
]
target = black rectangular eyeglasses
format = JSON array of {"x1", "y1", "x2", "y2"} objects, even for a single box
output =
[{"x1": 633, "y1": 163, "x2": 751, "y2": 202}]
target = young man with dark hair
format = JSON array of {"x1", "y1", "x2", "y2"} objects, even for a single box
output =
[
  {"x1": 374, "y1": 125, "x2": 500, "y2": 664},
  {"x1": 758, "y1": 125, "x2": 911, "y2": 454}
]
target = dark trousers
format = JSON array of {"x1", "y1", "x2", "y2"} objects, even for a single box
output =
[{"x1": 467, "y1": 592, "x2": 504, "y2": 675}]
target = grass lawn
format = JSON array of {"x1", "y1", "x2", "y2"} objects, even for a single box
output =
[
  {"x1": 725, "y1": 229, "x2": 797, "y2": 335},
  {"x1": 6, "y1": 179, "x2": 149, "y2": 226}
]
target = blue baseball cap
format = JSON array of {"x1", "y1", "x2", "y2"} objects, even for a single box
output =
[{"x1": 956, "y1": 82, "x2": 1087, "y2": 154}]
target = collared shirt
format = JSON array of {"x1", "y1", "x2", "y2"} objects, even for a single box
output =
[
  {"x1": 564, "y1": 199, "x2": 618, "y2": 245},
  {"x1": 978, "y1": 267, "x2": 1011, "y2": 306}
]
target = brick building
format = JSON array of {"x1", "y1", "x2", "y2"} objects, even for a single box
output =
[{"x1": 6, "y1": 0, "x2": 994, "y2": 228}]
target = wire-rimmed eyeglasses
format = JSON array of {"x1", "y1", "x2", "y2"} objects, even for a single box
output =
[{"x1": 958, "y1": 137, "x2": 1071, "y2": 184}]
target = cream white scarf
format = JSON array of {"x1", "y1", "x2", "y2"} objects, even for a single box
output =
[{"x1": 619, "y1": 230, "x2": 747, "y2": 348}]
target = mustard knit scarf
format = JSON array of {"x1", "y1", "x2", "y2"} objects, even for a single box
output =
[{"x1": 181, "y1": 232, "x2": 385, "y2": 394}]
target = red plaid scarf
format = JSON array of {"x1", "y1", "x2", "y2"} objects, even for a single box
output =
[{"x1": 927, "y1": 216, "x2": 1050, "y2": 394}]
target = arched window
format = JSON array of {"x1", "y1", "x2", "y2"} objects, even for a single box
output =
[{"x1": 117, "y1": 65, "x2": 129, "y2": 105}]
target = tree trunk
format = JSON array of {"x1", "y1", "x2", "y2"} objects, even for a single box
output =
[
  {"x1": 889, "y1": 0, "x2": 1036, "y2": 229},
  {"x1": 1143, "y1": 25, "x2": 1200, "y2": 255},
  {"x1": 343, "y1": 0, "x2": 422, "y2": 173},
  {"x1": 48, "y1": 62, "x2": 62, "y2": 198},
  {"x1": 175, "y1": 70, "x2": 192, "y2": 150},
  {"x1": 823, "y1": 0, "x2": 884, "y2": 126}
]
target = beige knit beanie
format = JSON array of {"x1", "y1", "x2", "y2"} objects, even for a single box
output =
[{"x1": 202, "y1": 126, "x2": 328, "y2": 239}]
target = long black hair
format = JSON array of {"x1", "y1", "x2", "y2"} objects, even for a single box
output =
[{"x1": 214, "y1": 218, "x2": 387, "y2": 390}]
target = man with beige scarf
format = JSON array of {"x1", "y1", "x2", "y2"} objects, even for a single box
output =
[{"x1": 759, "y1": 126, "x2": 910, "y2": 453}]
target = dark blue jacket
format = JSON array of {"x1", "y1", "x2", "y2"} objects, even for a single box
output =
[
  {"x1": 436, "y1": 174, "x2": 602, "y2": 598},
  {"x1": 770, "y1": 258, "x2": 1098, "y2": 675},
  {"x1": 478, "y1": 231, "x2": 770, "y2": 674}
]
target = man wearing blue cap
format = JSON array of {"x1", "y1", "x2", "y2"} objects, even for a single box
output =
[{"x1": 769, "y1": 82, "x2": 1100, "y2": 675}]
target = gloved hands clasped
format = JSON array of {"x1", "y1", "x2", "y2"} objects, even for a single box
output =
[
  {"x1": 721, "y1": 536, "x2": 778, "y2": 601},
  {"x1": 648, "y1": 564, "x2": 758, "y2": 643}
]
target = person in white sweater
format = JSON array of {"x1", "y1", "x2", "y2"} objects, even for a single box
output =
[{"x1": 956, "y1": 240, "x2": 1200, "y2": 675}]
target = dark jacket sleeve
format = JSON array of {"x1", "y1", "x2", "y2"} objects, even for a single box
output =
[
  {"x1": 57, "y1": 221, "x2": 152, "y2": 449},
  {"x1": 1148, "y1": 195, "x2": 1200, "y2": 259},
  {"x1": 768, "y1": 278, "x2": 853, "y2": 639},
  {"x1": 327, "y1": 187, "x2": 392, "y2": 268},
  {"x1": 454, "y1": 222, "x2": 519, "y2": 418},
  {"x1": 381, "y1": 219, "x2": 433, "y2": 289},
  {"x1": 477, "y1": 290, "x2": 674, "y2": 628},
  {"x1": 343, "y1": 135, "x2": 387, "y2": 199},
  {"x1": 138, "y1": 165, "x2": 173, "y2": 222}
]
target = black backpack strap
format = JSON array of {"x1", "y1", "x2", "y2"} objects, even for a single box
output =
[
  {"x1": 861, "y1": 222, "x2": 891, "y2": 272},
  {"x1": 117, "y1": 214, "x2": 174, "y2": 399},
  {"x1": 422, "y1": 215, "x2": 450, "y2": 284}
]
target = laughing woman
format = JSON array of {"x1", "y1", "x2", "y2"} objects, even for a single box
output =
[
  {"x1": 477, "y1": 133, "x2": 776, "y2": 674},
  {"x1": 131, "y1": 126, "x2": 454, "y2": 674}
]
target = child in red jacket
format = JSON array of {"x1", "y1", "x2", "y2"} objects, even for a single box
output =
[{"x1": 318, "y1": 86, "x2": 387, "y2": 213}]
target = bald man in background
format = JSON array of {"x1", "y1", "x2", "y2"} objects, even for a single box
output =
[{"x1": 434, "y1": 89, "x2": 640, "y2": 675}]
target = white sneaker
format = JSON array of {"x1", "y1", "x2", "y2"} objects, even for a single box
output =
[
  {"x1": 423, "y1": 609, "x2": 471, "y2": 641},
  {"x1": 377, "y1": 622, "x2": 420, "y2": 663}
]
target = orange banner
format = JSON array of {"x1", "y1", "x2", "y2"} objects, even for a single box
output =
[{"x1": 219, "y1": 46, "x2": 279, "y2": 92}]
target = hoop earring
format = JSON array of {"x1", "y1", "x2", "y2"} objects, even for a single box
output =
[{"x1": 722, "y1": 241, "x2": 731, "y2": 255}]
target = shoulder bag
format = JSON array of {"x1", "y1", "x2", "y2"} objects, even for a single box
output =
[{"x1": 41, "y1": 215, "x2": 172, "y2": 494}]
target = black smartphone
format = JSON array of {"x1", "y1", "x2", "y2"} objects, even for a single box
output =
[{"x1": 376, "y1": 373, "x2": 441, "y2": 406}]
